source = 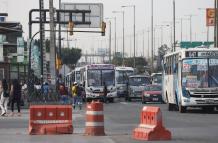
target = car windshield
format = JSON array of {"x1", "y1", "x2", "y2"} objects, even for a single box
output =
[
  {"x1": 152, "y1": 74, "x2": 162, "y2": 84},
  {"x1": 116, "y1": 70, "x2": 133, "y2": 84},
  {"x1": 182, "y1": 59, "x2": 218, "y2": 88},
  {"x1": 87, "y1": 69, "x2": 115, "y2": 87},
  {"x1": 145, "y1": 85, "x2": 162, "y2": 91},
  {"x1": 129, "y1": 77, "x2": 150, "y2": 86}
]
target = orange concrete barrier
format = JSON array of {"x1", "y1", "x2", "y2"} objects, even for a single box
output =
[
  {"x1": 84, "y1": 101, "x2": 105, "y2": 136},
  {"x1": 132, "y1": 106, "x2": 171, "y2": 141},
  {"x1": 29, "y1": 105, "x2": 73, "y2": 135}
]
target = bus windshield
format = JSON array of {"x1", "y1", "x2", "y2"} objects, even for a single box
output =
[
  {"x1": 87, "y1": 69, "x2": 115, "y2": 87},
  {"x1": 182, "y1": 59, "x2": 218, "y2": 88},
  {"x1": 116, "y1": 70, "x2": 134, "y2": 84},
  {"x1": 129, "y1": 77, "x2": 150, "y2": 86}
]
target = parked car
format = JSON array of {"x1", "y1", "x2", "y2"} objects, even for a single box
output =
[{"x1": 142, "y1": 84, "x2": 163, "y2": 104}]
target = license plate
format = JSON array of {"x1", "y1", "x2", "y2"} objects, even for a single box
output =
[
  {"x1": 205, "y1": 99, "x2": 214, "y2": 104},
  {"x1": 153, "y1": 98, "x2": 159, "y2": 101},
  {"x1": 99, "y1": 93, "x2": 104, "y2": 96}
]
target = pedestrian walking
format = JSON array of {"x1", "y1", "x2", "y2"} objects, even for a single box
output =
[
  {"x1": 103, "y1": 81, "x2": 108, "y2": 103},
  {"x1": 71, "y1": 82, "x2": 78, "y2": 109},
  {"x1": 42, "y1": 82, "x2": 49, "y2": 103},
  {"x1": 0, "y1": 79, "x2": 10, "y2": 116},
  {"x1": 77, "y1": 84, "x2": 83, "y2": 110},
  {"x1": 10, "y1": 79, "x2": 22, "y2": 116},
  {"x1": 59, "y1": 83, "x2": 68, "y2": 104}
]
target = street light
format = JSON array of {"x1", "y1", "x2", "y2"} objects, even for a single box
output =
[
  {"x1": 112, "y1": 10, "x2": 125, "y2": 66},
  {"x1": 155, "y1": 25, "x2": 170, "y2": 46},
  {"x1": 105, "y1": 17, "x2": 117, "y2": 59},
  {"x1": 185, "y1": 14, "x2": 197, "y2": 42},
  {"x1": 121, "y1": 5, "x2": 136, "y2": 68}
]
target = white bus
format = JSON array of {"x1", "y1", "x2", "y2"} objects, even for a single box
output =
[
  {"x1": 115, "y1": 67, "x2": 134, "y2": 97},
  {"x1": 162, "y1": 48, "x2": 218, "y2": 113},
  {"x1": 81, "y1": 64, "x2": 117, "y2": 102},
  {"x1": 65, "y1": 67, "x2": 84, "y2": 89}
]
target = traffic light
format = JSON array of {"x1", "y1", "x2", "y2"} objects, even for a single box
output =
[
  {"x1": 68, "y1": 21, "x2": 74, "y2": 36},
  {"x1": 101, "y1": 21, "x2": 106, "y2": 36}
]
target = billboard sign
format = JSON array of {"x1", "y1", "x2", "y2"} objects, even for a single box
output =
[
  {"x1": 206, "y1": 8, "x2": 215, "y2": 26},
  {"x1": 17, "y1": 37, "x2": 24, "y2": 63},
  {"x1": 60, "y1": 3, "x2": 103, "y2": 28}
]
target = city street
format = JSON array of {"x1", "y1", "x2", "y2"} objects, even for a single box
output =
[{"x1": 0, "y1": 99, "x2": 218, "y2": 143}]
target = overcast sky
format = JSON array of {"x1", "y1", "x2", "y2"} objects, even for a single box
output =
[{"x1": 0, "y1": 0, "x2": 214, "y2": 61}]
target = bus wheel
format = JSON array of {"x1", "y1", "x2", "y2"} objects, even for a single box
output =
[
  {"x1": 179, "y1": 105, "x2": 186, "y2": 113},
  {"x1": 168, "y1": 103, "x2": 174, "y2": 111}
]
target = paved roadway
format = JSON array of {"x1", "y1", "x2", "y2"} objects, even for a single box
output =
[{"x1": 0, "y1": 99, "x2": 218, "y2": 143}]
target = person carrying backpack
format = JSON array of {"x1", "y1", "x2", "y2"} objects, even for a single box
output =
[{"x1": 71, "y1": 82, "x2": 78, "y2": 109}]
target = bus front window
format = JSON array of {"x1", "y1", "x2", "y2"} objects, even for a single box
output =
[
  {"x1": 87, "y1": 70, "x2": 101, "y2": 87},
  {"x1": 116, "y1": 71, "x2": 128, "y2": 84},
  {"x1": 102, "y1": 70, "x2": 115, "y2": 86},
  {"x1": 182, "y1": 59, "x2": 208, "y2": 88},
  {"x1": 209, "y1": 59, "x2": 218, "y2": 87}
]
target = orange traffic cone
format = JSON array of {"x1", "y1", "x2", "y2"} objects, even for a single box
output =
[{"x1": 84, "y1": 101, "x2": 105, "y2": 136}]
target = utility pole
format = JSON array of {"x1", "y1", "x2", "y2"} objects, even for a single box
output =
[
  {"x1": 215, "y1": 0, "x2": 218, "y2": 47},
  {"x1": 173, "y1": 0, "x2": 176, "y2": 51},
  {"x1": 39, "y1": 0, "x2": 43, "y2": 82},
  {"x1": 151, "y1": 0, "x2": 154, "y2": 73},
  {"x1": 49, "y1": 0, "x2": 56, "y2": 86},
  {"x1": 109, "y1": 21, "x2": 112, "y2": 63},
  {"x1": 147, "y1": 30, "x2": 150, "y2": 59},
  {"x1": 58, "y1": 0, "x2": 62, "y2": 57},
  {"x1": 143, "y1": 30, "x2": 145, "y2": 57},
  {"x1": 133, "y1": 5, "x2": 136, "y2": 68}
]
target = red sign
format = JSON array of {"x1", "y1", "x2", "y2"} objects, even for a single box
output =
[{"x1": 206, "y1": 8, "x2": 215, "y2": 26}]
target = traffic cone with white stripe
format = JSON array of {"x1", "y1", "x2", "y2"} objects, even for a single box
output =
[{"x1": 84, "y1": 100, "x2": 105, "y2": 136}]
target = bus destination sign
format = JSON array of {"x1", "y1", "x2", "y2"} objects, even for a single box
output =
[{"x1": 186, "y1": 51, "x2": 218, "y2": 58}]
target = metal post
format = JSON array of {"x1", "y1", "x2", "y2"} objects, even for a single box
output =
[
  {"x1": 181, "y1": 18, "x2": 183, "y2": 42},
  {"x1": 122, "y1": 11, "x2": 125, "y2": 66},
  {"x1": 143, "y1": 30, "x2": 145, "y2": 57},
  {"x1": 49, "y1": 0, "x2": 56, "y2": 86},
  {"x1": 147, "y1": 30, "x2": 150, "y2": 59},
  {"x1": 207, "y1": 26, "x2": 209, "y2": 42},
  {"x1": 173, "y1": 0, "x2": 176, "y2": 51},
  {"x1": 109, "y1": 21, "x2": 112, "y2": 63},
  {"x1": 114, "y1": 17, "x2": 117, "y2": 56},
  {"x1": 59, "y1": 0, "x2": 62, "y2": 56},
  {"x1": 151, "y1": 0, "x2": 154, "y2": 73},
  {"x1": 190, "y1": 15, "x2": 192, "y2": 42},
  {"x1": 39, "y1": 0, "x2": 43, "y2": 81},
  {"x1": 133, "y1": 5, "x2": 136, "y2": 68}
]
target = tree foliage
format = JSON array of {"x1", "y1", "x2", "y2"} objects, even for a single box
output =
[{"x1": 61, "y1": 48, "x2": 82, "y2": 67}]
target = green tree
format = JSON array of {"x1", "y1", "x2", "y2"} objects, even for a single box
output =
[{"x1": 61, "y1": 48, "x2": 82, "y2": 68}]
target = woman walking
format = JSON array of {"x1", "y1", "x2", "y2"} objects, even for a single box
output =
[
  {"x1": 0, "y1": 79, "x2": 10, "y2": 116},
  {"x1": 10, "y1": 79, "x2": 22, "y2": 116}
]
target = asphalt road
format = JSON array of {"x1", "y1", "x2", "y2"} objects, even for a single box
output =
[{"x1": 0, "y1": 99, "x2": 218, "y2": 143}]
